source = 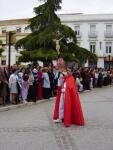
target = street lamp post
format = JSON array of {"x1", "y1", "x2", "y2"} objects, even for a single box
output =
[
  {"x1": 8, "y1": 32, "x2": 11, "y2": 74},
  {"x1": 6, "y1": 31, "x2": 16, "y2": 75}
]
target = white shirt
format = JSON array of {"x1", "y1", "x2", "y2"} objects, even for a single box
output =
[
  {"x1": 58, "y1": 74, "x2": 64, "y2": 87},
  {"x1": 42, "y1": 72, "x2": 50, "y2": 88},
  {"x1": 76, "y1": 78, "x2": 82, "y2": 86},
  {"x1": 9, "y1": 73, "x2": 18, "y2": 88}
]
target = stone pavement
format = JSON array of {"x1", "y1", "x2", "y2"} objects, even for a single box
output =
[{"x1": 0, "y1": 85, "x2": 113, "y2": 150}]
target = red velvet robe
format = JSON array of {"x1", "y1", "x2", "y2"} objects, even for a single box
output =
[
  {"x1": 53, "y1": 75, "x2": 85, "y2": 127},
  {"x1": 37, "y1": 71, "x2": 43, "y2": 100}
]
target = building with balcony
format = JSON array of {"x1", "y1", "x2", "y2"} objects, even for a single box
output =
[
  {"x1": 0, "y1": 18, "x2": 30, "y2": 66},
  {"x1": 59, "y1": 13, "x2": 113, "y2": 68},
  {"x1": 0, "y1": 13, "x2": 113, "y2": 68}
]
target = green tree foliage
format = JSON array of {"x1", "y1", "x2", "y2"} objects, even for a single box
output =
[{"x1": 16, "y1": 0, "x2": 96, "y2": 64}]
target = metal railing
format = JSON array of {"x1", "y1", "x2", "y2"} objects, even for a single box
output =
[
  {"x1": 88, "y1": 32, "x2": 97, "y2": 38},
  {"x1": 104, "y1": 31, "x2": 113, "y2": 38}
]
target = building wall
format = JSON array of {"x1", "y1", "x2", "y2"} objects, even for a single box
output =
[
  {"x1": 0, "y1": 14, "x2": 113, "y2": 68},
  {"x1": 0, "y1": 19, "x2": 29, "y2": 66},
  {"x1": 59, "y1": 13, "x2": 113, "y2": 68}
]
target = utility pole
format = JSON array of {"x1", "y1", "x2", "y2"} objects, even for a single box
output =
[
  {"x1": 6, "y1": 31, "x2": 16, "y2": 75},
  {"x1": 8, "y1": 32, "x2": 11, "y2": 74}
]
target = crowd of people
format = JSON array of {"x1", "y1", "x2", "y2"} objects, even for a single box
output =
[
  {"x1": 73, "y1": 67, "x2": 113, "y2": 92},
  {"x1": 0, "y1": 63, "x2": 113, "y2": 106}
]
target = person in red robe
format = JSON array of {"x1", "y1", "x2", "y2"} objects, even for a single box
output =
[
  {"x1": 37, "y1": 66, "x2": 43, "y2": 100},
  {"x1": 53, "y1": 68, "x2": 85, "y2": 127}
]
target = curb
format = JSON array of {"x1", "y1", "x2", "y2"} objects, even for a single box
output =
[
  {"x1": 0, "y1": 103, "x2": 28, "y2": 112},
  {"x1": 0, "y1": 97, "x2": 55, "y2": 112}
]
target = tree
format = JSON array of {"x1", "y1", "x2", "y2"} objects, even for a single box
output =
[{"x1": 15, "y1": 0, "x2": 96, "y2": 64}]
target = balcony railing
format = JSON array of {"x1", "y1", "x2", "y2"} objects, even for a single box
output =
[
  {"x1": 104, "y1": 31, "x2": 113, "y2": 38},
  {"x1": 88, "y1": 32, "x2": 97, "y2": 38}
]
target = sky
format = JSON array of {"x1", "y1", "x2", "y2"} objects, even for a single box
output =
[{"x1": 0, "y1": 0, "x2": 113, "y2": 20}]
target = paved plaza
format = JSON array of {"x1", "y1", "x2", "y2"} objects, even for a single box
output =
[{"x1": 0, "y1": 85, "x2": 113, "y2": 150}]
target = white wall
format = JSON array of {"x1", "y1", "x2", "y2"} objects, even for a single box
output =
[{"x1": 59, "y1": 13, "x2": 113, "y2": 68}]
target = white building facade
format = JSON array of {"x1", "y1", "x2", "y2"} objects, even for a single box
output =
[
  {"x1": 59, "y1": 13, "x2": 113, "y2": 68},
  {"x1": 0, "y1": 19, "x2": 30, "y2": 66},
  {"x1": 0, "y1": 13, "x2": 113, "y2": 68}
]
